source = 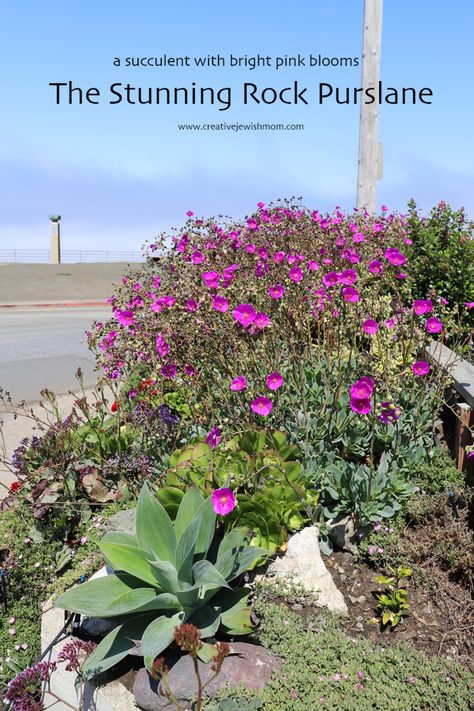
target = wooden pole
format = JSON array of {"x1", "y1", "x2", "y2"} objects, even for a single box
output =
[{"x1": 357, "y1": 0, "x2": 383, "y2": 213}]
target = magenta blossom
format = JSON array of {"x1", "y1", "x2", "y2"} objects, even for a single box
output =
[
  {"x1": 340, "y1": 269, "x2": 358, "y2": 285},
  {"x1": 247, "y1": 217, "x2": 258, "y2": 230},
  {"x1": 342, "y1": 286, "x2": 360, "y2": 302},
  {"x1": 307, "y1": 260, "x2": 319, "y2": 271},
  {"x1": 233, "y1": 303, "x2": 256, "y2": 327},
  {"x1": 266, "y1": 372, "x2": 284, "y2": 391},
  {"x1": 322, "y1": 271, "x2": 339, "y2": 287},
  {"x1": 202, "y1": 271, "x2": 220, "y2": 288},
  {"x1": 412, "y1": 360, "x2": 430, "y2": 376},
  {"x1": 289, "y1": 267, "x2": 303, "y2": 283},
  {"x1": 413, "y1": 299, "x2": 433, "y2": 315},
  {"x1": 185, "y1": 299, "x2": 198, "y2": 312},
  {"x1": 368, "y1": 260, "x2": 384, "y2": 275},
  {"x1": 254, "y1": 312, "x2": 271, "y2": 329},
  {"x1": 463, "y1": 302, "x2": 474, "y2": 309},
  {"x1": 206, "y1": 426, "x2": 222, "y2": 449},
  {"x1": 230, "y1": 375, "x2": 247, "y2": 391},
  {"x1": 350, "y1": 397, "x2": 372, "y2": 415},
  {"x1": 384, "y1": 248, "x2": 407, "y2": 266},
  {"x1": 273, "y1": 251, "x2": 285, "y2": 263},
  {"x1": 350, "y1": 377, "x2": 374, "y2": 399},
  {"x1": 426, "y1": 317, "x2": 443, "y2": 333},
  {"x1": 115, "y1": 309, "x2": 134, "y2": 326},
  {"x1": 161, "y1": 363, "x2": 177, "y2": 379},
  {"x1": 212, "y1": 296, "x2": 229, "y2": 312},
  {"x1": 156, "y1": 333, "x2": 170, "y2": 357},
  {"x1": 251, "y1": 396, "x2": 273, "y2": 416},
  {"x1": 268, "y1": 284, "x2": 285, "y2": 299},
  {"x1": 191, "y1": 251, "x2": 205, "y2": 264},
  {"x1": 212, "y1": 488, "x2": 236, "y2": 515},
  {"x1": 362, "y1": 319, "x2": 378, "y2": 335},
  {"x1": 378, "y1": 401, "x2": 401, "y2": 424}
]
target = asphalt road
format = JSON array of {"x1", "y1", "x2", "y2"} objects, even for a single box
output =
[{"x1": 0, "y1": 307, "x2": 110, "y2": 403}]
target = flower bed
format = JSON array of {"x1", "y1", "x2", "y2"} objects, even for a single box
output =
[{"x1": 1, "y1": 200, "x2": 473, "y2": 710}]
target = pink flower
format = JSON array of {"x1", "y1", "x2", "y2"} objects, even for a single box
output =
[
  {"x1": 350, "y1": 377, "x2": 374, "y2": 399},
  {"x1": 266, "y1": 372, "x2": 284, "y2": 391},
  {"x1": 368, "y1": 260, "x2": 384, "y2": 275},
  {"x1": 205, "y1": 426, "x2": 222, "y2": 449},
  {"x1": 233, "y1": 303, "x2": 256, "y2": 327},
  {"x1": 273, "y1": 251, "x2": 286, "y2": 263},
  {"x1": 362, "y1": 319, "x2": 378, "y2": 335},
  {"x1": 202, "y1": 271, "x2": 220, "y2": 289},
  {"x1": 463, "y1": 302, "x2": 474, "y2": 309},
  {"x1": 357, "y1": 671, "x2": 364, "y2": 679},
  {"x1": 161, "y1": 363, "x2": 177, "y2": 379},
  {"x1": 307, "y1": 260, "x2": 319, "y2": 271},
  {"x1": 247, "y1": 218, "x2": 258, "y2": 230},
  {"x1": 413, "y1": 299, "x2": 433, "y2": 315},
  {"x1": 323, "y1": 271, "x2": 339, "y2": 287},
  {"x1": 340, "y1": 269, "x2": 358, "y2": 285},
  {"x1": 368, "y1": 545, "x2": 376, "y2": 555},
  {"x1": 230, "y1": 375, "x2": 247, "y2": 391},
  {"x1": 426, "y1": 317, "x2": 443, "y2": 333},
  {"x1": 350, "y1": 397, "x2": 372, "y2": 415},
  {"x1": 212, "y1": 296, "x2": 229, "y2": 312},
  {"x1": 191, "y1": 251, "x2": 205, "y2": 265},
  {"x1": 378, "y1": 402, "x2": 401, "y2": 424},
  {"x1": 268, "y1": 284, "x2": 285, "y2": 299},
  {"x1": 254, "y1": 312, "x2": 271, "y2": 329},
  {"x1": 353, "y1": 232, "x2": 365, "y2": 243},
  {"x1": 342, "y1": 286, "x2": 360, "y2": 302},
  {"x1": 211, "y1": 488, "x2": 236, "y2": 515},
  {"x1": 185, "y1": 299, "x2": 198, "y2": 312},
  {"x1": 245, "y1": 243, "x2": 256, "y2": 254},
  {"x1": 186, "y1": 210, "x2": 194, "y2": 217},
  {"x1": 184, "y1": 364, "x2": 196, "y2": 376},
  {"x1": 115, "y1": 309, "x2": 134, "y2": 326},
  {"x1": 384, "y1": 248, "x2": 407, "y2": 266},
  {"x1": 412, "y1": 360, "x2": 430, "y2": 376},
  {"x1": 289, "y1": 267, "x2": 303, "y2": 283},
  {"x1": 156, "y1": 333, "x2": 170, "y2": 357},
  {"x1": 251, "y1": 396, "x2": 273, "y2": 416}
]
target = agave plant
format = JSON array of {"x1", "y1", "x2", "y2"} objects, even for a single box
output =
[{"x1": 55, "y1": 484, "x2": 268, "y2": 679}]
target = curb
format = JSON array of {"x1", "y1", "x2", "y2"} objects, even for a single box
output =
[{"x1": 0, "y1": 300, "x2": 107, "y2": 310}]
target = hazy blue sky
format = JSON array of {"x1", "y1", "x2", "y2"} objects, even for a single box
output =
[{"x1": 1, "y1": 1, "x2": 474, "y2": 251}]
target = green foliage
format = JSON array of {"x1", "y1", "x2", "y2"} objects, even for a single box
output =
[
  {"x1": 319, "y1": 457, "x2": 414, "y2": 526},
  {"x1": 160, "y1": 430, "x2": 318, "y2": 557},
  {"x1": 406, "y1": 446, "x2": 464, "y2": 495},
  {"x1": 55, "y1": 484, "x2": 268, "y2": 679},
  {"x1": 206, "y1": 602, "x2": 473, "y2": 710},
  {"x1": 407, "y1": 199, "x2": 474, "y2": 339},
  {"x1": 373, "y1": 566, "x2": 412, "y2": 628}
]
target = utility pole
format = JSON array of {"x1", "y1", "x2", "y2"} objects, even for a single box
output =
[{"x1": 357, "y1": 0, "x2": 383, "y2": 213}]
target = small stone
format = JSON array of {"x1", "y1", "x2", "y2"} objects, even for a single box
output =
[
  {"x1": 133, "y1": 642, "x2": 282, "y2": 710},
  {"x1": 291, "y1": 603, "x2": 303, "y2": 610}
]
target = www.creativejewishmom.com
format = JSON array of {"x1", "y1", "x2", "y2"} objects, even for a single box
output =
[{"x1": 48, "y1": 81, "x2": 433, "y2": 109}]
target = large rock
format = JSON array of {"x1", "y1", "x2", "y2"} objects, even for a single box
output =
[
  {"x1": 133, "y1": 642, "x2": 281, "y2": 710},
  {"x1": 265, "y1": 527, "x2": 348, "y2": 616},
  {"x1": 102, "y1": 508, "x2": 136, "y2": 536}
]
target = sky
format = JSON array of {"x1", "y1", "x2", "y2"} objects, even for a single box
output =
[{"x1": 1, "y1": 0, "x2": 474, "y2": 252}]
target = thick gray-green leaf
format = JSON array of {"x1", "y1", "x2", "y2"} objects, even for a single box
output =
[
  {"x1": 101, "y1": 530, "x2": 138, "y2": 547},
  {"x1": 175, "y1": 508, "x2": 202, "y2": 583},
  {"x1": 142, "y1": 611, "x2": 185, "y2": 673},
  {"x1": 174, "y1": 487, "x2": 203, "y2": 540},
  {"x1": 82, "y1": 614, "x2": 155, "y2": 679},
  {"x1": 55, "y1": 574, "x2": 141, "y2": 617},
  {"x1": 104, "y1": 590, "x2": 183, "y2": 616},
  {"x1": 194, "y1": 496, "x2": 217, "y2": 559},
  {"x1": 149, "y1": 559, "x2": 180, "y2": 594},
  {"x1": 192, "y1": 559, "x2": 231, "y2": 591},
  {"x1": 190, "y1": 604, "x2": 221, "y2": 637},
  {"x1": 136, "y1": 484, "x2": 176, "y2": 563},
  {"x1": 216, "y1": 528, "x2": 249, "y2": 563},
  {"x1": 99, "y1": 541, "x2": 162, "y2": 587},
  {"x1": 216, "y1": 545, "x2": 269, "y2": 582}
]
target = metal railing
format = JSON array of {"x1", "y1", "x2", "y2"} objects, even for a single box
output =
[{"x1": 0, "y1": 250, "x2": 145, "y2": 263}]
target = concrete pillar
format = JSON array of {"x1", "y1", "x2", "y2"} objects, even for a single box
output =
[{"x1": 49, "y1": 214, "x2": 61, "y2": 264}]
